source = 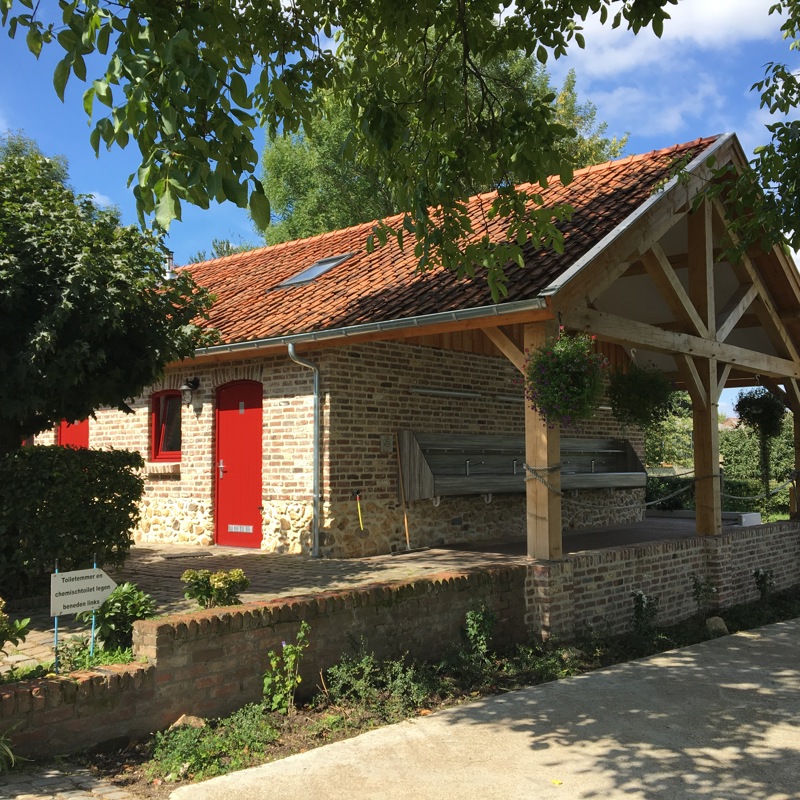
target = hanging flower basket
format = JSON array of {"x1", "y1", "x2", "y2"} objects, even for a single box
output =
[
  {"x1": 608, "y1": 362, "x2": 675, "y2": 430},
  {"x1": 524, "y1": 330, "x2": 607, "y2": 426}
]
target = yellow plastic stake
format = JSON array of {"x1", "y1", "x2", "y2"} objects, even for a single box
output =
[{"x1": 357, "y1": 492, "x2": 364, "y2": 530}]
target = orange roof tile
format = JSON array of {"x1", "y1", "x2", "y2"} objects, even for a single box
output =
[{"x1": 185, "y1": 135, "x2": 720, "y2": 345}]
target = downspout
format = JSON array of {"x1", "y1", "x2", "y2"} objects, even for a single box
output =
[{"x1": 287, "y1": 344, "x2": 321, "y2": 558}]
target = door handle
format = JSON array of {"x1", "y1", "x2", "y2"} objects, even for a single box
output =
[{"x1": 218, "y1": 459, "x2": 226, "y2": 479}]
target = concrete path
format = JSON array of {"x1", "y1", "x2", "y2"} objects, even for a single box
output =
[{"x1": 171, "y1": 620, "x2": 800, "y2": 800}]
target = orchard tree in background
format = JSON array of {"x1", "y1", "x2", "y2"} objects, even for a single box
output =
[
  {"x1": 262, "y1": 64, "x2": 627, "y2": 245},
  {"x1": 0, "y1": 133, "x2": 215, "y2": 455},
  {"x1": 1, "y1": 1, "x2": 797, "y2": 296}
]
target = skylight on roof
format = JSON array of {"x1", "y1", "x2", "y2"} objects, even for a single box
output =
[{"x1": 277, "y1": 253, "x2": 354, "y2": 288}]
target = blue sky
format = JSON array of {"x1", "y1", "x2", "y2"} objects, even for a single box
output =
[{"x1": 0, "y1": 0, "x2": 794, "y2": 414}]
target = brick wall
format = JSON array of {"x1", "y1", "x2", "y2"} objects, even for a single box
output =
[
  {"x1": 3, "y1": 522, "x2": 798, "y2": 758},
  {"x1": 35, "y1": 340, "x2": 645, "y2": 557},
  {"x1": 0, "y1": 565, "x2": 527, "y2": 759},
  {"x1": 526, "y1": 521, "x2": 800, "y2": 637}
]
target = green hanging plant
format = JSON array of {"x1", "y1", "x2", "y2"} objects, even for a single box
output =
[
  {"x1": 735, "y1": 388, "x2": 786, "y2": 503},
  {"x1": 608, "y1": 362, "x2": 675, "y2": 430},
  {"x1": 524, "y1": 330, "x2": 607, "y2": 426}
]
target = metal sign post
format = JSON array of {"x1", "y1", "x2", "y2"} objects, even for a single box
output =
[{"x1": 50, "y1": 565, "x2": 117, "y2": 673}]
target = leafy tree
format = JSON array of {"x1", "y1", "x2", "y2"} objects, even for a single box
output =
[
  {"x1": 262, "y1": 65, "x2": 627, "y2": 245},
  {"x1": 187, "y1": 237, "x2": 257, "y2": 264},
  {"x1": 0, "y1": 0, "x2": 672, "y2": 299},
  {"x1": 644, "y1": 392, "x2": 694, "y2": 469},
  {"x1": 0, "y1": 133, "x2": 215, "y2": 455},
  {"x1": 1, "y1": 1, "x2": 795, "y2": 292},
  {"x1": 733, "y1": 388, "x2": 787, "y2": 501}
]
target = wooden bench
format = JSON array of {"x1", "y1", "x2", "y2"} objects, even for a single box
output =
[{"x1": 397, "y1": 430, "x2": 645, "y2": 502}]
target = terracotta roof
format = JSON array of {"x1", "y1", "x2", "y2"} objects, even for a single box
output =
[{"x1": 185, "y1": 135, "x2": 720, "y2": 345}]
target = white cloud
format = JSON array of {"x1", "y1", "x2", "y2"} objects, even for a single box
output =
[{"x1": 89, "y1": 191, "x2": 113, "y2": 207}]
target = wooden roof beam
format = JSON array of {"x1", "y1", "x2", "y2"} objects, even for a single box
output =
[
  {"x1": 561, "y1": 305, "x2": 800, "y2": 379},
  {"x1": 641, "y1": 243, "x2": 709, "y2": 338},
  {"x1": 688, "y1": 199, "x2": 715, "y2": 335},
  {"x1": 483, "y1": 326, "x2": 526, "y2": 374},
  {"x1": 715, "y1": 283, "x2": 758, "y2": 342},
  {"x1": 711, "y1": 197, "x2": 800, "y2": 363}
]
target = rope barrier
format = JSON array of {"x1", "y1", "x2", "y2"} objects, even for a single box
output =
[{"x1": 521, "y1": 462, "x2": 797, "y2": 513}]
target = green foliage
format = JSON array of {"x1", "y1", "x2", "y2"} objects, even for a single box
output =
[
  {"x1": 464, "y1": 603, "x2": 497, "y2": 667},
  {"x1": 524, "y1": 331, "x2": 607, "y2": 426},
  {"x1": 187, "y1": 237, "x2": 256, "y2": 265},
  {"x1": 608, "y1": 363, "x2": 675, "y2": 431},
  {"x1": 55, "y1": 635, "x2": 133, "y2": 673},
  {"x1": 262, "y1": 64, "x2": 626, "y2": 246},
  {"x1": 0, "y1": 725, "x2": 27, "y2": 774},
  {"x1": 0, "y1": 597, "x2": 29, "y2": 656},
  {"x1": 149, "y1": 704, "x2": 279, "y2": 782},
  {"x1": 322, "y1": 642, "x2": 438, "y2": 720},
  {"x1": 690, "y1": 574, "x2": 718, "y2": 617},
  {"x1": 262, "y1": 621, "x2": 310, "y2": 715},
  {"x1": 78, "y1": 582, "x2": 156, "y2": 650},
  {"x1": 0, "y1": 1, "x2": 667, "y2": 299},
  {"x1": 181, "y1": 569, "x2": 250, "y2": 609},
  {"x1": 644, "y1": 392, "x2": 694, "y2": 468},
  {"x1": 734, "y1": 389, "x2": 788, "y2": 501},
  {"x1": 0, "y1": 133, "x2": 215, "y2": 454},
  {"x1": 753, "y1": 568, "x2": 775, "y2": 602},
  {"x1": 630, "y1": 590, "x2": 659, "y2": 644},
  {"x1": 0, "y1": 446, "x2": 143, "y2": 598}
]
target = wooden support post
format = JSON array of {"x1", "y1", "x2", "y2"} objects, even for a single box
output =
[
  {"x1": 523, "y1": 323, "x2": 562, "y2": 560},
  {"x1": 692, "y1": 357, "x2": 722, "y2": 535}
]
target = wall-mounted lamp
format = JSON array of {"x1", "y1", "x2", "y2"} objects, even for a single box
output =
[{"x1": 180, "y1": 377, "x2": 200, "y2": 406}]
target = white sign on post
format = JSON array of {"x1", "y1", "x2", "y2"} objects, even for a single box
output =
[{"x1": 50, "y1": 568, "x2": 118, "y2": 616}]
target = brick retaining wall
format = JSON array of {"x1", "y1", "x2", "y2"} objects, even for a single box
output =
[
  {"x1": 3, "y1": 522, "x2": 798, "y2": 758},
  {"x1": 1, "y1": 565, "x2": 526, "y2": 759},
  {"x1": 525, "y1": 521, "x2": 800, "y2": 637}
]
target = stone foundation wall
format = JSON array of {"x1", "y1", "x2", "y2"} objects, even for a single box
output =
[{"x1": 562, "y1": 487, "x2": 645, "y2": 530}]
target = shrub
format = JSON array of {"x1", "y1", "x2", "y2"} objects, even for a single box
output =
[
  {"x1": 690, "y1": 574, "x2": 718, "y2": 617},
  {"x1": 55, "y1": 635, "x2": 134, "y2": 673},
  {"x1": 0, "y1": 446, "x2": 144, "y2": 598},
  {"x1": 78, "y1": 582, "x2": 157, "y2": 650},
  {"x1": 181, "y1": 568, "x2": 250, "y2": 608},
  {"x1": 0, "y1": 597, "x2": 29, "y2": 656}
]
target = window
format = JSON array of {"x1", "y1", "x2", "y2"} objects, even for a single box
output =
[
  {"x1": 151, "y1": 391, "x2": 182, "y2": 461},
  {"x1": 57, "y1": 419, "x2": 89, "y2": 448},
  {"x1": 276, "y1": 253, "x2": 354, "y2": 288}
]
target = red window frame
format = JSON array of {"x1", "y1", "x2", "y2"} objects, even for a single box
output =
[{"x1": 151, "y1": 391, "x2": 182, "y2": 461}]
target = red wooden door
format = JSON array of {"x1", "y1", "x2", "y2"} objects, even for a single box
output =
[
  {"x1": 57, "y1": 419, "x2": 89, "y2": 448},
  {"x1": 215, "y1": 381, "x2": 263, "y2": 548}
]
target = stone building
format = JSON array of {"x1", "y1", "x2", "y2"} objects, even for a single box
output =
[{"x1": 43, "y1": 133, "x2": 800, "y2": 560}]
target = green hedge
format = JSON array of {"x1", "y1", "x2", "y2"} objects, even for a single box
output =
[
  {"x1": 646, "y1": 475, "x2": 765, "y2": 513},
  {"x1": 0, "y1": 446, "x2": 144, "y2": 599}
]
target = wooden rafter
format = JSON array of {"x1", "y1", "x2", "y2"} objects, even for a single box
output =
[
  {"x1": 640, "y1": 244, "x2": 709, "y2": 338},
  {"x1": 675, "y1": 354, "x2": 707, "y2": 409},
  {"x1": 711, "y1": 198, "x2": 800, "y2": 362},
  {"x1": 483, "y1": 327, "x2": 526, "y2": 374},
  {"x1": 715, "y1": 284, "x2": 758, "y2": 342}
]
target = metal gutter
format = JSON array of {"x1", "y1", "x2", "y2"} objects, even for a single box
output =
[
  {"x1": 195, "y1": 296, "x2": 550, "y2": 357},
  {"x1": 287, "y1": 344, "x2": 321, "y2": 558},
  {"x1": 540, "y1": 133, "x2": 735, "y2": 297}
]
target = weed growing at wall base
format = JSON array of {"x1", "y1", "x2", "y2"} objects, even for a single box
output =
[{"x1": 262, "y1": 621, "x2": 310, "y2": 714}]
